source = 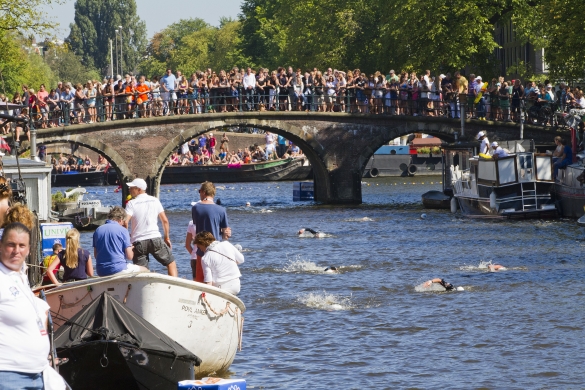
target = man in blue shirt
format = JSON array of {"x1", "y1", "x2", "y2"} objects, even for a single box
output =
[
  {"x1": 191, "y1": 181, "x2": 231, "y2": 282},
  {"x1": 554, "y1": 138, "x2": 573, "y2": 180},
  {"x1": 93, "y1": 206, "x2": 148, "y2": 276},
  {"x1": 160, "y1": 68, "x2": 176, "y2": 115}
]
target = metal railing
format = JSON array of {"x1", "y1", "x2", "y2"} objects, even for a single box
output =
[{"x1": 8, "y1": 88, "x2": 582, "y2": 133}]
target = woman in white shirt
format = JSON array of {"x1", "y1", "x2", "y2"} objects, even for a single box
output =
[
  {"x1": 194, "y1": 231, "x2": 244, "y2": 295},
  {"x1": 0, "y1": 223, "x2": 51, "y2": 389}
]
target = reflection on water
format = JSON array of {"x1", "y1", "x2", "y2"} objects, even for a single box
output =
[{"x1": 59, "y1": 176, "x2": 585, "y2": 388}]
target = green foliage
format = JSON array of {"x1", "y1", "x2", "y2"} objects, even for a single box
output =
[
  {"x1": 67, "y1": 0, "x2": 147, "y2": 75},
  {"x1": 0, "y1": 33, "x2": 56, "y2": 96},
  {"x1": 44, "y1": 45, "x2": 101, "y2": 85},
  {"x1": 139, "y1": 18, "x2": 252, "y2": 78},
  {"x1": 0, "y1": 0, "x2": 63, "y2": 34}
]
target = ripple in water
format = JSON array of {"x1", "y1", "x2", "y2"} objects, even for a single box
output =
[
  {"x1": 345, "y1": 217, "x2": 374, "y2": 222},
  {"x1": 297, "y1": 292, "x2": 354, "y2": 311}
]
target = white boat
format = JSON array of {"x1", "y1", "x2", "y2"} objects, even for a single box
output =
[
  {"x1": 445, "y1": 140, "x2": 558, "y2": 218},
  {"x1": 44, "y1": 272, "x2": 246, "y2": 376}
]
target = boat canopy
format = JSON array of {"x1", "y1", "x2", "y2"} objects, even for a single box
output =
[{"x1": 53, "y1": 292, "x2": 202, "y2": 365}]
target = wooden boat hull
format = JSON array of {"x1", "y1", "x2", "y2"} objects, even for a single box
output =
[
  {"x1": 58, "y1": 341, "x2": 194, "y2": 390},
  {"x1": 161, "y1": 158, "x2": 311, "y2": 184},
  {"x1": 45, "y1": 273, "x2": 245, "y2": 376}
]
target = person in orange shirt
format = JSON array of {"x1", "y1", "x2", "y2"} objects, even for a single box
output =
[
  {"x1": 135, "y1": 76, "x2": 151, "y2": 118},
  {"x1": 124, "y1": 78, "x2": 136, "y2": 118}
]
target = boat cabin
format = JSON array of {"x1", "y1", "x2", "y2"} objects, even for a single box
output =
[{"x1": 1, "y1": 156, "x2": 53, "y2": 222}]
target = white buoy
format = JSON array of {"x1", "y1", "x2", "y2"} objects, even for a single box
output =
[
  {"x1": 490, "y1": 190, "x2": 497, "y2": 209},
  {"x1": 421, "y1": 213, "x2": 427, "y2": 219},
  {"x1": 450, "y1": 197, "x2": 458, "y2": 213}
]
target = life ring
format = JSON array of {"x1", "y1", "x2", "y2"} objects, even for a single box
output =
[
  {"x1": 407, "y1": 164, "x2": 418, "y2": 176},
  {"x1": 369, "y1": 168, "x2": 379, "y2": 178}
]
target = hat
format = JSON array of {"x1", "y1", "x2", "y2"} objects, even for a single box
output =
[
  {"x1": 476, "y1": 76, "x2": 482, "y2": 81},
  {"x1": 127, "y1": 178, "x2": 147, "y2": 190},
  {"x1": 390, "y1": 69, "x2": 395, "y2": 74},
  {"x1": 546, "y1": 84, "x2": 552, "y2": 89},
  {"x1": 491, "y1": 141, "x2": 498, "y2": 147},
  {"x1": 476, "y1": 131, "x2": 485, "y2": 140},
  {"x1": 209, "y1": 133, "x2": 213, "y2": 136},
  {"x1": 440, "y1": 74, "x2": 446, "y2": 78}
]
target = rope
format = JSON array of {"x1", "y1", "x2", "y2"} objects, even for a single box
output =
[
  {"x1": 203, "y1": 294, "x2": 244, "y2": 352},
  {"x1": 59, "y1": 288, "x2": 93, "y2": 309},
  {"x1": 200, "y1": 292, "x2": 232, "y2": 316},
  {"x1": 123, "y1": 284, "x2": 131, "y2": 304}
]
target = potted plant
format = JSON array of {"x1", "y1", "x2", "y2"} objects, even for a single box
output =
[{"x1": 52, "y1": 190, "x2": 81, "y2": 212}]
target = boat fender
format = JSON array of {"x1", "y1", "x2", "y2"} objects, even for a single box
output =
[
  {"x1": 490, "y1": 190, "x2": 497, "y2": 209},
  {"x1": 407, "y1": 164, "x2": 417, "y2": 176},
  {"x1": 369, "y1": 168, "x2": 379, "y2": 178},
  {"x1": 450, "y1": 197, "x2": 458, "y2": 213}
]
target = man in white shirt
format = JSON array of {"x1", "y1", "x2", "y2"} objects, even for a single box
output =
[
  {"x1": 242, "y1": 67, "x2": 256, "y2": 111},
  {"x1": 491, "y1": 141, "x2": 509, "y2": 159},
  {"x1": 125, "y1": 178, "x2": 177, "y2": 276},
  {"x1": 477, "y1": 131, "x2": 490, "y2": 155}
]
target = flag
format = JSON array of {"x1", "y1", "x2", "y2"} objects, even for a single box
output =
[{"x1": 0, "y1": 137, "x2": 11, "y2": 152}]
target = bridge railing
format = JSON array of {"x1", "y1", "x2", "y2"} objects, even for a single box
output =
[{"x1": 12, "y1": 87, "x2": 578, "y2": 133}]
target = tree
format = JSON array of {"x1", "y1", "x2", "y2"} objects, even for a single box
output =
[
  {"x1": 45, "y1": 45, "x2": 101, "y2": 85},
  {"x1": 66, "y1": 0, "x2": 147, "y2": 75},
  {"x1": 0, "y1": 0, "x2": 63, "y2": 34},
  {"x1": 513, "y1": 0, "x2": 585, "y2": 82},
  {"x1": 139, "y1": 18, "x2": 252, "y2": 77},
  {"x1": 0, "y1": 33, "x2": 56, "y2": 96}
]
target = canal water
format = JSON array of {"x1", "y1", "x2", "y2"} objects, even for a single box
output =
[{"x1": 58, "y1": 176, "x2": 585, "y2": 389}]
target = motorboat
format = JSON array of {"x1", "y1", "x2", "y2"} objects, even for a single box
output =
[
  {"x1": 54, "y1": 292, "x2": 201, "y2": 390},
  {"x1": 446, "y1": 140, "x2": 558, "y2": 218},
  {"x1": 44, "y1": 272, "x2": 245, "y2": 376},
  {"x1": 54, "y1": 188, "x2": 112, "y2": 230}
]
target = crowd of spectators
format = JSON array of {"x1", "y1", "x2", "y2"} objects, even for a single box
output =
[
  {"x1": 1, "y1": 67, "x2": 584, "y2": 134},
  {"x1": 167, "y1": 131, "x2": 303, "y2": 167}
]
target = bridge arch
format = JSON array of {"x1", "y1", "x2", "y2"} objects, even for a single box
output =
[
  {"x1": 32, "y1": 134, "x2": 133, "y2": 199},
  {"x1": 153, "y1": 119, "x2": 331, "y2": 201}
]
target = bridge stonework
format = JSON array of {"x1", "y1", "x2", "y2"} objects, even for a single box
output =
[{"x1": 33, "y1": 112, "x2": 564, "y2": 204}]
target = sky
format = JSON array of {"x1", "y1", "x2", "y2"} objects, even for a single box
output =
[{"x1": 41, "y1": 0, "x2": 242, "y2": 40}]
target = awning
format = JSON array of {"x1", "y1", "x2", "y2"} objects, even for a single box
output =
[{"x1": 410, "y1": 137, "x2": 443, "y2": 147}]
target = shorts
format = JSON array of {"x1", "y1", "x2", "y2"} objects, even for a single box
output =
[
  {"x1": 132, "y1": 236, "x2": 175, "y2": 267},
  {"x1": 113, "y1": 263, "x2": 144, "y2": 275}
]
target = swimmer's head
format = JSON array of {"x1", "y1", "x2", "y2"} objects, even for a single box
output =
[
  {"x1": 324, "y1": 266, "x2": 338, "y2": 273},
  {"x1": 456, "y1": 286, "x2": 464, "y2": 291},
  {"x1": 245, "y1": 202, "x2": 251, "y2": 207},
  {"x1": 298, "y1": 229, "x2": 305, "y2": 235},
  {"x1": 315, "y1": 232, "x2": 326, "y2": 238}
]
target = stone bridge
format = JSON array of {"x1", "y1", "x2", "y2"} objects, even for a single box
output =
[{"x1": 31, "y1": 112, "x2": 565, "y2": 204}]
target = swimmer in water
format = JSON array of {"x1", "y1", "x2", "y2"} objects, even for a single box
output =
[
  {"x1": 324, "y1": 266, "x2": 338, "y2": 273},
  {"x1": 488, "y1": 264, "x2": 506, "y2": 272},
  {"x1": 298, "y1": 228, "x2": 326, "y2": 238},
  {"x1": 423, "y1": 278, "x2": 455, "y2": 291}
]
